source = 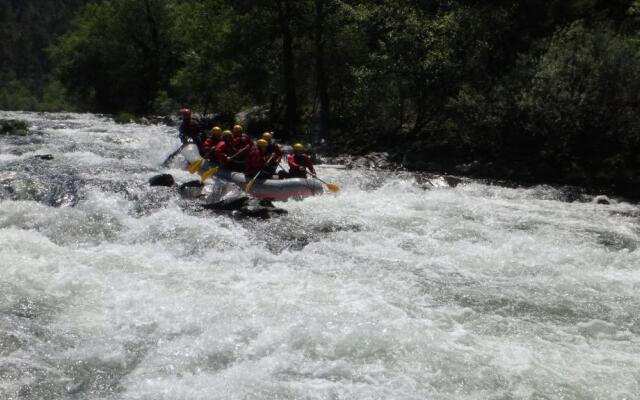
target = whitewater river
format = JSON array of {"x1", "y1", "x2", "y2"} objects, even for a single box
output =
[{"x1": 1, "y1": 112, "x2": 639, "y2": 400}]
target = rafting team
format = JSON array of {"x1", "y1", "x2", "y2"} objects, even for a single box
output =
[{"x1": 178, "y1": 108, "x2": 316, "y2": 180}]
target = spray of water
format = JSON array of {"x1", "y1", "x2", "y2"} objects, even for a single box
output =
[{"x1": 1, "y1": 111, "x2": 639, "y2": 399}]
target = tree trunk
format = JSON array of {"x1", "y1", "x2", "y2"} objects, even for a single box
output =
[
  {"x1": 278, "y1": 0, "x2": 298, "y2": 140},
  {"x1": 314, "y1": 0, "x2": 330, "y2": 142},
  {"x1": 143, "y1": 0, "x2": 160, "y2": 114}
]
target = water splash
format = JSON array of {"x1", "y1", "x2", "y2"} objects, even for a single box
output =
[{"x1": 1, "y1": 111, "x2": 639, "y2": 400}]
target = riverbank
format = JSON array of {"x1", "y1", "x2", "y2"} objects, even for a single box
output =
[{"x1": 320, "y1": 150, "x2": 638, "y2": 204}]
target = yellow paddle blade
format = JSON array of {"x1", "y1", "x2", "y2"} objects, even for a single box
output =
[
  {"x1": 325, "y1": 183, "x2": 340, "y2": 193},
  {"x1": 200, "y1": 166, "x2": 219, "y2": 182},
  {"x1": 243, "y1": 177, "x2": 257, "y2": 193},
  {"x1": 187, "y1": 158, "x2": 204, "y2": 174}
]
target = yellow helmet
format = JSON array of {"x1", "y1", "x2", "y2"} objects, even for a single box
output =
[
  {"x1": 222, "y1": 129, "x2": 232, "y2": 138},
  {"x1": 293, "y1": 143, "x2": 304, "y2": 152},
  {"x1": 232, "y1": 124, "x2": 243, "y2": 134},
  {"x1": 261, "y1": 132, "x2": 273, "y2": 142},
  {"x1": 211, "y1": 126, "x2": 223, "y2": 137},
  {"x1": 256, "y1": 139, "x2": 269, "y2": 149}
]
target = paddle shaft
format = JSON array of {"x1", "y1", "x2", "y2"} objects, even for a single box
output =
[
  {"x1": 200, "y1": 145, "x2": 251, "y2": 181},
  {"x1": 162, "y1": 142, "x2": 188, "y2": 166},
  {"x1": 244, "y1": 154, "x2": 275, "y2": 193},
  {"x1": 310, "y1": 172, "x2": 327, "y2": 185}
]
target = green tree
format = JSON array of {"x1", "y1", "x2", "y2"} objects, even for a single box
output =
[
  {"x1": 49, "y1": 0, "x2": 181, "y2": 114},
  {"x1": 518, "y1": 21, "x2": 640, "y2": 185}
]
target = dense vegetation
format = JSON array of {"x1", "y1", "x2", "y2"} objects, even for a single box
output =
[
  {"x1": 0, "y1": 0, "x2": 87, "y2": 111},
  {"x1": 1, "y1": 0, "x2": 640, "y2": 197}
]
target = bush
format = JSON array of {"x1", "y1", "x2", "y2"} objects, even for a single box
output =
[
  {"x1": 0, "y1": 80, "x2": 39, "y2": 111},
  {"x1": 517, "y1": 21, "x2": 640, "y2": 187},
  {"x1": 1, "y1": 119, "x2": 29, "y2": 135},
  {"x1": 113, "y1": 112, "x2": 136, "y2": 124},
  {"x1": 39, "y1": 80, "x2": 76, "y2": 112}
]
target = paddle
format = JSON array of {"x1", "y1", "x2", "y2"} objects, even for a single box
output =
[
  {"x1": 187, "y1": 147, "x2": 214, "y2": 174},
  {"x1": 244, "y1": 154, "x2": 275, "y2": 193},
  {"x1": 310, "y1": 171, "x2": 340, "y2": 193},
  {"x1": 200, "y1": 145, "x2": 250, "y2": 182},
  {"x1": 187, "y1": 137, "x2": 228, "y2": 174},
  {"x1": 161, "y1": 142, "x2": 188, "y2": 167}
]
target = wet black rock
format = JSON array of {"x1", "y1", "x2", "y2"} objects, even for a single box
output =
[
  {"x1": 203, "y1": 193, "x2": 287, "y2": 219},
  {"x1": 143, "y1": 116, "x2": 177, "y2": 126},
  {"x1": 149, "y1": 174, "x2": 175, "y2": 187},
  {"x1": 148, "y1": 174, "x2": 286, "y2": 218},
  {"x1": 179, "y1": 180, "x2": 204, "y2": 198},
  {"x1": 321, "y1": 152, "x2": 400, "y2": 171},
  {"x1": 595, "y1": 195, "x2": 611, "y2": 205},
  {"x1": 34, "y1": 154, "x2": 54, "y2": 160}
]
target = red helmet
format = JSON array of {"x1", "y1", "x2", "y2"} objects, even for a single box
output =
[{"x1": 179, "y1": 108, "x2": 192, "y2": 117}]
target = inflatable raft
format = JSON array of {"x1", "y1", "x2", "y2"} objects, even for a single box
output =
[
  {"x1": 213, "y1": 169, "x2": 323, "y2": 201},
  {"x1": 179, "y1": 144, "x2": 323, "y2": 201}
]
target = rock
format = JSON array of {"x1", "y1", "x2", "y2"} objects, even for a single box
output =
[
  {"x1": 455, "y1": 161, "x2": 481, "y2": 175},
  {"x1": 203, "y1": 191, "x2": 287, "y2": 219},
  {"x1": 402, "y1": 150, "x2": 429, "y2": 170},
  {"x1": 443, "y1": 176, "x2": 464, "y2": 187},
  {"x1": 149, "y1": 174, "x2": 175, "y2": 187},
  {"x1": 148, "y1": 174, "x2": 285, "y2": 219},
  {"x1": 322, "y1": 152, "x2": 399, "y2": 170},
  {"x1": 142, "y1": 115, "x2": 177, "y2": 126},
  {"x1": 594, "y1": 195, "x2": 611, "y2": 205},
  {"x1": 34, "y1": 154, "x2": 54, "y2": 160},
  {"x1": 236, "y1": 106, "x2": 271, "y2": 136},
  {"x1": 179, "y1": 180, "x2": 204, "y2": 198},
  {"x1": 162, "y1": 116, "x2": 177, "y2": 126},
  {"x1": 205, "y1": 191, "x2": 251, "y2": 210}
]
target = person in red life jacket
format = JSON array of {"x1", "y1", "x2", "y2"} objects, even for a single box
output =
[
  {"x1": 178, "y1": 108, "x2": 206, "y2": 155},
  {"x1": 231, "y1": 124, "x2": 253, "y2": 162},
  {"x1": 245, "y1": 139, "x2": 279, "y2": 178},
  {"x1": 214, "y1": 129, "x2": 236, "y2": 164},
  {"x1": 261, "y1": 132, "x2": 282, "y2": 164},
  {"x1": 214, "y1": 129, "x2": 250, "y2": 172},
  {"x1": 287, "y1": 143, "x2": 316, "y2": 178},
  {"x1": 201, "y1": 126, "x2": 223, "y2": 160}
]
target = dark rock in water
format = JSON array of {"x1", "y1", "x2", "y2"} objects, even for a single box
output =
[
  {"x1": 35, "y1": 154, "x2": 54, "y2": 160},
  {"x1": 321, "y1": 152, "x2": 400, "y2": 171},
  {"x1": 149, "y1": 175, "x2": 285, "y2": 218},
  {"x1": 149, "y1": 174, "x2": 175, "y2": 187},
  {"x1": 595, "y1": 195, "x2": 611, "y2": 205},
  {"x1": 179, "y1": 180, "x2": 204, "y2": 198},
  {"x1": 443, "y1": 176, "x2": 464, "y2": 187},
  {"x1": 203, "y1": 192, "x2": 287, "y2": 219},
  {"x1": 143, "y1": 116, "x2": 177, "y2": 126},
  {"x1": 204, "y1": 192, "x2": 250, "y2": 211},
  {"x1": 242, "y1": 198, "x2": 288, "y2": 218},
  {"x1": 402, "y1": 151, "x2": 430, "y2": 171}
]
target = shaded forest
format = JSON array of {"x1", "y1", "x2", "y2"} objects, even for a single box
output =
[{"x1": 1, "y1": 0, "x2": 640, "y2": 197}]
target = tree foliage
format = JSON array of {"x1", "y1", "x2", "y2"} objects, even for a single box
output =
[{"x1": 2, "y1": 0, "x2": 640, "y2": 196}]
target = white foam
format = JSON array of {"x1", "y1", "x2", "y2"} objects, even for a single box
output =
[{"x1": 0, "y1": 111, "x2": 639, "y2": 399}]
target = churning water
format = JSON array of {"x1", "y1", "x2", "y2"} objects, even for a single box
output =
[{"x1": 1, "y1": 111, "x2": 639, "y2": 400}]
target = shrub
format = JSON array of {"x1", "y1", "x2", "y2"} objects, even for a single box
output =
[{"x1": 1, "y1": 119, "x2": 29, "y2": 135}]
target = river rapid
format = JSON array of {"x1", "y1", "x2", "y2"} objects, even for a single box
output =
[{"x1": 1, "y1": 111, "x2": 639, "y2": 400}]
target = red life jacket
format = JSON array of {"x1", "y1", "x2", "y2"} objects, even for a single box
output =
[
  {"x1": 267, "y1": 143, "x2": 283, "y2": 164},
  {"x1": 245, "y1": 148, "x2": 274, "y2": 176},
  {"x1": 202, "y1": 136, "x2": 220, "y2": 157},
  {"x1": 232, "y1": 134, "x2": 253, "y2": 161},
  {"x1": 214, "y1": 140, "x2": 235, "y2": 164},
  {"x1": 287, "y1": 153, "x2": 315, "y2": 175}
]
